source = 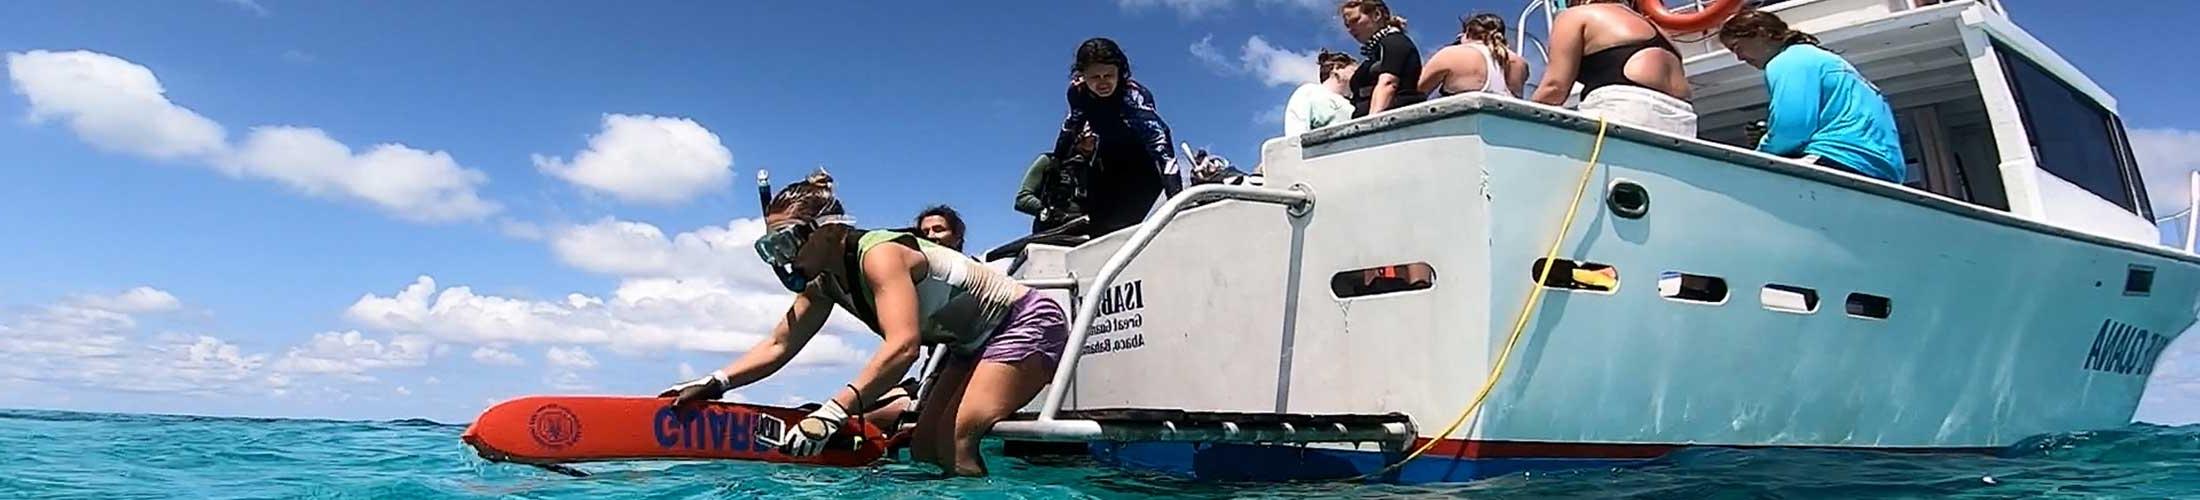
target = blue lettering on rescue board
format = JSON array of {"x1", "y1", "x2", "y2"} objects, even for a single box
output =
[
  {"x1": 2085, "y1": 319, "x2": 2169, "y2": 376},
  {"x1": 653, "y1": 406, "x2": 773, "y2": 453}
]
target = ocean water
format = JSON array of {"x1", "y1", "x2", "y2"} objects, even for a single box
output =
[{"x1": 5, "y1": 409, "x2": 2200, "y2": 499}]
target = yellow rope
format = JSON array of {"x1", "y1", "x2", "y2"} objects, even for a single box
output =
[{"x1": 1359, "y1": 118, "x2": 1611, "y2": 481}]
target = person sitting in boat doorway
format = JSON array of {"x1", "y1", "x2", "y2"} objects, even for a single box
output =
[
  {"x1": 1719, "y1": 10, "x2": 1907, "y2": 183},
  {"x1": 1420, "y1": 13, "x2": 1530, "y2": 99},
  {"x1": 1284, "y1": 49, "x2": 1356, "y2": 136},
  {"x1": 1531, "y1": 0, "x2": 1698, "y2": 137},
  {"x1": 1052, "y1": 37, "x2": 1182, "y2": 238},
  {"x1": 915, "y1": 205, "x2": 966, "y2": 253},
  {"x1": 660, "y1": 171, "x2": 1069, "y2": 477},
  {"x1": 1338, "y1": 0, "x2": 1425, "y2": 118},
  {"x1": 1016, "y1": 126, "x2": 1095, "y2": 234}
]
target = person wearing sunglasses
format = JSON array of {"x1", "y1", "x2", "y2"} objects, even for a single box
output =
[{"x1": 658, "y1": 171, "x2": 1068, "y2": 477}]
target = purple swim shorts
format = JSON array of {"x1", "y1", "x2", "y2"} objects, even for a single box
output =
[{"x1": 974, "y1": 291, "x2": 1068, "y2": 369}]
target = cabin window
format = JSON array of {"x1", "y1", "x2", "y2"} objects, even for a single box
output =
[
  {"x1": 1997, "y1": 43, "x2": 2149, "y2": 218},
  {"x1": 1331, "y1": 263, "x2": 1436, "y2": 298},
  {"x1": 1846, "y1": 293, "x2": 1893, "y2": 320},
  {"x1": 1761, "y1": 284, "x2": 1820, "y2": 314},
  {"x1": 1530, "y1": 258, "x2": 1619, "y2": 293},
  {"x1": 1658, "y1": 272, "x2": 1728, "y2": 305}
]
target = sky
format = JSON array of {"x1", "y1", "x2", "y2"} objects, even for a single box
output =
[{"x1": 4, "y1": 0, "x2": 2200, "y2": 425}]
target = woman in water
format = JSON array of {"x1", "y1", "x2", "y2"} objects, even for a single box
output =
[
  {"x1": 1338, "y1": 0, "x2": 1423, "y2": 118},
  {"x1": 1420, "y1": 13, "x2": 1530, "y2": 98},
  {"x1": 1052, "y1": 37, "x2": 1179, "y2": 237},
  {"x1": 1531, "y1": 0, "x2": 1697, "y2": 136},
  {"x1": 659, "y1": 172, "x2": 1069, "y2": 477},
  {"x1": 1719, "y1": 9, "x2": 1905, "y2": 183}
]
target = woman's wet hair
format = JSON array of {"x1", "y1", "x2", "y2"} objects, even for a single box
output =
[
  {"x1": 1071, "y1": 37, "x2": 1132, "y2": 79},
  {"x1": 1460, "y1": 13, "x2": 1514, "y2": 67},
  {"x1": 1340, "y1": 0, "x2": 1407, "y2": 30},
  {"x1": 766, "y1": 170, "x2": 845, "y2": 220},
  {"x1": 1719, "y1": 9, "x2": 1821, "y2": 47},
  {"x1": 1316, "y1": 50, "x2": 1356, "y2": 82}
]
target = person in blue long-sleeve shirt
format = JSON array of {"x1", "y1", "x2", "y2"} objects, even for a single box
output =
[{"x1": 1719, "y1": 10, "x2": 1906, "y2": 184}]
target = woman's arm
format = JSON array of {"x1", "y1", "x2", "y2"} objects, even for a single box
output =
[
  {"x1": 1506, "y1": 56, "x2": 1532, "y2": 99},
  {"x1": 1014, "y1": 155, "x2": 1053, "y2": 216},
  {"x1": 1531, "y1": 11, "x2": 1587, "y2": 105},
  {"x1": 712, "y1": 286, "x2": 835, "y2": 389},
  {"x1": 1416, "y1": 48, "x2": 1454, "y2": 96},
  {"x1": 1050, "y1": 85, "x2": 1090, "y2": 163},
  {"x1": 824, "y1": 244, "x2": 928, "y2": 412}
]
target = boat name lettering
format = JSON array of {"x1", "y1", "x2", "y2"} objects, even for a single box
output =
[{"x1": 2085, "y1": 319, "x2": 2168, "y2": 376}]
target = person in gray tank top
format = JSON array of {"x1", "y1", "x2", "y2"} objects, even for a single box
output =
[{"x1": 656, "y1": 171, "x2": 1068, "y2": 477}]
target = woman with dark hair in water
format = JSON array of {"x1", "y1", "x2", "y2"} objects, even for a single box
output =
[
  {"x1": 1052, "y1": 37, "x2": 1179, "y2": 237},
  {"x1": 659, "y1": 171, "x2": 1069, "y2": 477},
  {"x1": 1531, "y1": 0, "x2": 1697, "y2": 136}
]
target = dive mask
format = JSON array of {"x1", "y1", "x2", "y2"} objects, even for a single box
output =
[{"x1": 754, "y1": 215, "x2": 853, "y2": 292}]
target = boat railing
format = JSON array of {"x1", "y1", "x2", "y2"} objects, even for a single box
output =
[
  {"x1": 2153, "y1": 171, "x2": 2200, "y2": 253},
  {"x1": 986, "y1": 183, "x2": 1420, "y2": 446}
]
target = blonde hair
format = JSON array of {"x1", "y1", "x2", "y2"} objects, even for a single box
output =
[
  {"x1": 1341, "y1": 0, "x2": 1408, "y2": 29},
  {"x1": 1461, "y1": 13, "x2": 1513, "y2": 67}
]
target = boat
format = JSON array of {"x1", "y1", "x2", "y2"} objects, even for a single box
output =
[{"x1": 985, "y1": 0, "x2": 2199, "y2": 483}]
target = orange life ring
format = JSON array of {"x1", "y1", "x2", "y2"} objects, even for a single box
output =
[{"x1": 1636, "y1": 0, "x2": 1745, "y2": 33}]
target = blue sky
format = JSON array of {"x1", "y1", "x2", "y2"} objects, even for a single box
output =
[{"x1": 4, "y1": 0, "x2": 2200, "y2": 425}]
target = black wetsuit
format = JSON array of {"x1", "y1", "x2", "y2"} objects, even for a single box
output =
[
  {"x1": 1051, "y1": 79, "x2": 1181, "y2": 237},
  {"x1": 1350, "y1": 26, "x2": 1425, "y2": 118}
]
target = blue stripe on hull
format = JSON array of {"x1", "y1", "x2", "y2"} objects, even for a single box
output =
[{"x1": 1088, "y1": 441, "x2": 1649, "y2": 484}]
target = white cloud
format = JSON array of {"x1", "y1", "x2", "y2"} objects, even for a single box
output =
[
  {"x1": 280, "y1": 50, "x2": 313, "y2": 64},
  {"x1": 1254, "y1": 0, "x2": 1331, "y2": 13},
  {"x1": 678, "y1": 362, "x2": 698, "y2": 380},
  {"x1": 498, "y1": 219, "x2": 548, "y2": 241},
  {"x1": 221, "y1": 126, "x2": 499, "y2": 223},
  {"x1": 545, "y1": 346, "x2": 597, "y2": 370},
  {"x1": 1242, "y1": 36, "x2": 1319, "y2": 88},
  {"x1": 5, "y1": 50, "x2": 500, "y2": 223},
  {"x1": 533, "y1": 114, "x2": 734, "y2": 205},
  {"x1": 220, "y1": 0, "x2": 270, "y2": 17},
  {"x1": 5, "y1": 50, "x2": 226, "y2": 160},
  {"x1": 2132, "y1": 128, "x2": 2200, "y2": 218},
  {"x1": 424, "y1": 376, "x2": 442, "y2": 385},
  {"x1": 546, "y1": 371, "x2": 595, "y2": 392},
  {"x1": 1189, "y1": 35, "x2": 1321, "y2": 88},
  {"x1": 394, "y1": 386, "x2": 411, "y2": 396},
  {"x1": 0, "y1": 287, "x2": 239, "y2": 394},
  {"x1": 549, "y1": 217, "x2": 781, "y2": 290},
  {"x1": 470, "y1": 346, "x2": 525, "y2": 366},
  {"x1": 1117, "y1": 0, "x2": 1234, "y2": 18},
  {"x1": 269, "y1": 330, "x2": 433, "y2": 380},
  {"x1": 344, "y1": 275, "x2": 870, "y2": 367},
  {"x1": 73, "y1": 286, "x2": 182, "y2": 314},
  {"x1": 1191, "y1": 36, "x2": 1231, "y2": 71}
]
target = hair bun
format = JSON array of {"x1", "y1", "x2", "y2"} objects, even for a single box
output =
[{"x1": 803, "y1": 168, "x2": 836, "y2": 191}]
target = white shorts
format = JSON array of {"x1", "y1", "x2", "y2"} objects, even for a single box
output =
[{"x1": 1578, "y1": 85, "x2": 1698, "y2": 138}]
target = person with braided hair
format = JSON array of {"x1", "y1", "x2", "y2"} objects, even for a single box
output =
[
  {"x1": 1719, "y1": 9, "x2": 1906, "y2": 183},
  {"x1": 657, "y1": 171, "x2": 1069, "y2": 476},
  {"x1": 1421, "y1": 12, "x2": 1530, "y2": 98}
]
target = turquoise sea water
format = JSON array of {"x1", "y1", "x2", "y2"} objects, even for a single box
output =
[{"x1": 5, "y1": 409, "x2": 2200, "y2": 499}]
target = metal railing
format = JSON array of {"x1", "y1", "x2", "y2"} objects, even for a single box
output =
[
  {"x1": 1030, "y1": 183, "x2": 1315, "y2": 421},
  {"x1": 2153, "y1": 171, "x2": 2199, "y2": 253}
]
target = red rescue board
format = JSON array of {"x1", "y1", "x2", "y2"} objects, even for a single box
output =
[{"x1": 462, "y1": 396, "x2": 889, "y2": 467}]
